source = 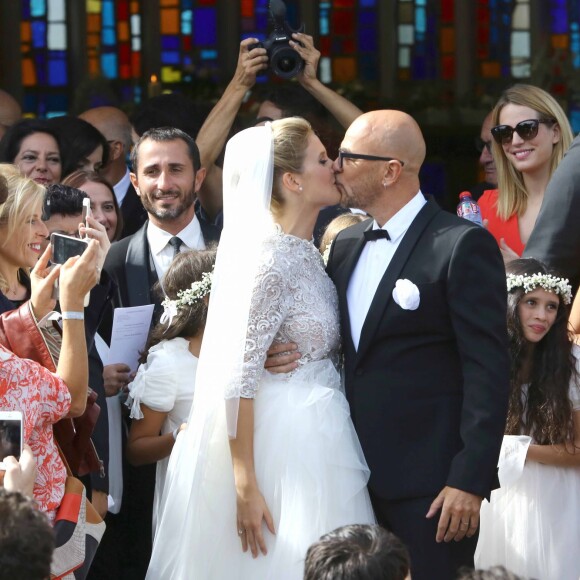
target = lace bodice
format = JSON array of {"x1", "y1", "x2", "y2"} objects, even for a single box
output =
[{"x1": 239, "y1": 230, "x2": 340, "y2": 398}]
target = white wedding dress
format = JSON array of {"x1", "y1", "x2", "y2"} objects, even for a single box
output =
[
  {"x1": 147, "y1": 230, "x2": 375, "y2": 580},
  {"x1": 475, "y1": 345, "x2": 580, "y2": 580}
]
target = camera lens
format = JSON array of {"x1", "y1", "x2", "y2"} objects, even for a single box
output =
[{"x1": 270, "y1": 45, "x2": 304, "y2": 79}]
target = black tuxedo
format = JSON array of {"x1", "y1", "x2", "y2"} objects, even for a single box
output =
[
  {"x1": 327, "y1": 198, "x2": 509, "y2": 579},
  {"x1": 95, "y1": 217, "x2": 220, "y2": 580},
  {"x1": 119, "y1": 183, "x2": 148, "y2": 239},
  {"x1": 523, "y1": 134, "x2": 580, "y2": 291}
]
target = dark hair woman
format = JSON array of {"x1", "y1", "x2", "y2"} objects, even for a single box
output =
[
  {"x1": 47, "y1": 116, "x2": 109, "y2": 179},
  {"x1": 0, "y1": 120, "x2": 62, "y2": 185},
  {"x1": 475, "y1": 257, "x2": 580, "y2": 579}
]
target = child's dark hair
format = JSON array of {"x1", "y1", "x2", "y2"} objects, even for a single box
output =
[
  {"x1": 506, "y1": 258, "x2": 577, "y2": 445},
  {"x1": 139, "y1": 250, "x2": 215, "y2": 363}
]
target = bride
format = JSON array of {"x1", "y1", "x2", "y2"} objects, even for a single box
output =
[{"x1": 147, "y1": 118, "x2": 375, "y2": 579}]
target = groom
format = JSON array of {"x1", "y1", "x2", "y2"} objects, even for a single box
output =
[
  {"x1": 327, "y1": 110, "x2": 509, "y2": 579},
  {"x1": 269, "y1": 110, "x2": 509, "y2": 579}
]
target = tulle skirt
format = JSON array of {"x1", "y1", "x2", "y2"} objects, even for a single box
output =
[
  {"x1": 147, "y1": 360, "x2": 375, "y2": 580},
  {"x1": 475, "y1": 460, "x2": 580, "y2": 580}
]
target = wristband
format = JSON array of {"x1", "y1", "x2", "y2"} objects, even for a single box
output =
[{"x1": 61, "y1": 311, "x2": 84, "y2": 321}]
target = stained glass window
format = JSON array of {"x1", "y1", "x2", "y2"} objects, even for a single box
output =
[
  {"x1": 86, "y1": 0, "x2": 142, "y2": 102},
  {"x1": 396, "y1": 0, "x2": 455, "y2": 81},
  {"x1": 159, "y1": 0, "x2": 219, "y2": 85},
  {"x1": 317, "y1": 0, "x2": 378, "y2": 84},
  {"x1": 548, "y1": 0, "x2": 580, "y2": 131},
  {"x1": 21, "y1": 0, "x2": 70, "y2": 116}
]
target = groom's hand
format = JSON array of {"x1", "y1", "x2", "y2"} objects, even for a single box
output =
[
  {"x1": 425, "y1": 486, "x2": 482, "y2": 543},
  {"x1": 264, "y1": 342, "x2": 300, "y2": 373}
]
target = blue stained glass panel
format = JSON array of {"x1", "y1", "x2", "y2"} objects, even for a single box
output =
[
  {"x1": 102, "y1": 2, "x2": 115, "y2": 26},
  {"x1": 359, "y1": 31, "x2": 376, "y2": 52},
  {"x1": 182, "y1": 10, "x2": 192, "y2": 35},
  {"x1": 31, "y1": 0, "x2": 46, "y2": 17},
  {"x1": 102, "y1": 54, "x2": 117, "y2": 78},
  {"x1": 48, "y1": 59, "x2": 66, "y2": 85},
  {"x1": 194, "y1": 8, "x2": 217, "y2": 45},
  {"x1": 360, "y1": 0, "x2": 376, "y2": 6},
  {"x1": 359, "y1": 11, "x2": 375, "y2": 26},
  {"x1": 46, "y1": 94, "x2": 68, "y2": 113},
  {"x1": 570, "y1": 109, "x2": 580, "y2": 134},
  {"x1": 32, "y1": 21, "x2": 47, "y2": 48},
  {"x1": 201, "y1": 49, "x2": 218, "y2": 59},
  {"x1": 162, "y1": 36, "x2": 180, "y2": 50},
  {"x1": 161, "y1": 51, "x2": 181, "y2": 65},
  {"x1": 103, "y1": 29, "x2": 116, "y2": 45}
]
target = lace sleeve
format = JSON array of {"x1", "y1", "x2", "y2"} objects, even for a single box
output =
[{"x1": 238, "y1": 246, "x2": 291, "y2": 398}]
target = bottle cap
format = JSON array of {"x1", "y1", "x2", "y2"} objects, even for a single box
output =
[{"x1": 459, "y1": 192, "x2": 472, "y2": 200}]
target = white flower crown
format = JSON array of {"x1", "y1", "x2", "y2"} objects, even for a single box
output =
[
  {"x1": 506, "y1": 272, "x2": 573, "y2": 305},
  {"x1": 160, "y1": 270, "x2": 213, "y2": 327}
]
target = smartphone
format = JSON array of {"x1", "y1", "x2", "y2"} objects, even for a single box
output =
[
  {"x1": 81, "y1": 197, "x2": 92, "y2": 237},
  {"x1": 0, "y1": 411, "x2": 23, "y2": 469},
  {"x1": 51, "y1": 232, "x2": 89, "y2": 265}
]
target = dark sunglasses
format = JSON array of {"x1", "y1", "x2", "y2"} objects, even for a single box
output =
[
  {"x1": 338, "y1": 150, "x2": 405, "y2": 170},
  {"x1": 490, "y1": 118, "x2": 555, "y2": 145},
  {"x1": 474, "y1": 137, "x2": 491, "y2": 154}
]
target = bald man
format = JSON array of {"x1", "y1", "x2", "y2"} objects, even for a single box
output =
[
  {"x1": 325, "y1": 111, "x2": 510, "y2": 579},
  {"x1": 0, "y1": 90, "x2": 22, "y2": 140},
  {"x1": 79, "y1": 106, "x2": 147, "y2": 237}
]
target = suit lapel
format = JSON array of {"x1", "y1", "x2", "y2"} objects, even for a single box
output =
[
  {"x1": 125, "y1": 223, "x2": 155, "y2": 306},
  {"x1": 331, "y1": 220, "x2": 373, "y2": 362},
  {"x1": 355, "y1": 199, "x2": 440, "y2": 363}
]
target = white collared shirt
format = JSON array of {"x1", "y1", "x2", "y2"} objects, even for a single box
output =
[
  {"x1": 347, "y1": 191, "x2": 427, "y2": 350},
  {"x1": 113, "y1": 167, "x2": 132, "y2": 207},
  {"x1": 147, "y1": 215, "x2": 206, "y2": 279}
]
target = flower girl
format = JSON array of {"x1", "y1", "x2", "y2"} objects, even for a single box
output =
[
  {"x1": 125, "y1": 250, "x2": 215, "y2": 534},
  {"x1": 475, "y1": 258, "x2": 580, "y2": 580}
]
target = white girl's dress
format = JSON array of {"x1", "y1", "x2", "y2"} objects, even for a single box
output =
[
  {"x1": 147, "y1": 233, "x2": 375, "y2": 580},
  {"x1": 475, "y1": 345, "x2": 580, "y2": 580},
  {"x1": 126, "y1": 337, "x2": 198, "y2": 535}
]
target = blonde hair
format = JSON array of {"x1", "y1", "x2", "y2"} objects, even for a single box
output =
[
  {"x1": 0, "y1": 164, "x2": 46, "y2": 292},
  {"x1": 319, "y1": 213, "x2": 367, "y2": 254},
  {"x1": 270, "y1": 117, "x2": 313, "y2": 217},
  {"x1": 491, "y1": 84, "x2": 573, "y2": 220}
]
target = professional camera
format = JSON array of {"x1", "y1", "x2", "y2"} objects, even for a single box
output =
[{"x1": 249, "y1": 0, "x2": 305, "y2": 79}]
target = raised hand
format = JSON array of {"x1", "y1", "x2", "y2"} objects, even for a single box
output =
[
  {"x1": 290, "y1": 32, "x2": 320, "y2": 85},
  {"x1": 234, "y1": 38, "x2": 269, "y2": 90}
]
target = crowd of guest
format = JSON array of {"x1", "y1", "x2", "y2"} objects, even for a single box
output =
[{"x1": 0, "y1": 31, "x2": 579, "y2": 580}]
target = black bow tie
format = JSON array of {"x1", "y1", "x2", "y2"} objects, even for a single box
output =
[{"x1": 363, "y1": 228, "x2": 391, "y2": 242}]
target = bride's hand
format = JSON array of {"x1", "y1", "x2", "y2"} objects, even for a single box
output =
[{"x1": 236, "y1": 486, "x2": 275, "y2": 557}]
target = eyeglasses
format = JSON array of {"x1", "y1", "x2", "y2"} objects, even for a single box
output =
[
  {"x1": 474, "y1": 137, "x2": 492, "y2": 154},
  {"x1": 338, "y1": 150, "x2": 405, "y2": 170},
  {"x1": 490, "y1": 118, "x2": 555, "y2": 145}
]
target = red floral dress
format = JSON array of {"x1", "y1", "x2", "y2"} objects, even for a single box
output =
[{"x1": 0, "y1": 344, "x2": 71, "y2": 523}]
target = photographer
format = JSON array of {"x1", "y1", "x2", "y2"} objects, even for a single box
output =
[{"x1": 195, "y1": 32, "x2": 363, "y2": 240}]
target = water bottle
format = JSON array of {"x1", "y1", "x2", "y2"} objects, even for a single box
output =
[{"x1": 457, "y1": 192, "x2": 483, "y2": 226}]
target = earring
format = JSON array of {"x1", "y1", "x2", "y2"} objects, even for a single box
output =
[
  {"x1": 298, "y1": 185, "x2": 303, "y2": 191},
  {"x1": 382, "y1": 181, "x2": 388, "y2": 188}
]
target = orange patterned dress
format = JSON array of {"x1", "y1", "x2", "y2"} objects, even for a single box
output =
[{"x1": 0, "y1": 344, "x2": 71, "y2": 522}]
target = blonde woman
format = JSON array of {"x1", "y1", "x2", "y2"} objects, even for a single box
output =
[
  {"x1": 479, "y1": 85, "x2": 573, "y2": 263},
  {"x1": 0, "y1": 164, "x2": 49, "y2": 313}
]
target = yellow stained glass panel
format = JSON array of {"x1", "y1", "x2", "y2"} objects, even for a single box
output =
[
  {"x1": 440, "y1": 28, "x2": 454, "y2": 53},
  {"x1": 20, "y1": 22, "x2": 31, "y2": 43},
  {"x1": 332, "y1": 57, "x2": 357, "y2": 83},
  {"x1": 161, "y1": 66, "x2": 181, "y2": 82},
  {"x1": 22, "y1": 58, "x2": 36, "y2": 86},
  {"x1": 86, "y1": 0, "x2": 101, "y2": 14},
  {"x1": 551, "y1": 34, "x2": 569, "y2": 50},
  {"x1": 118, "y1": 21, "x2": 130, "y2": 41},
  {"x1": 481, "y1": 61, "x2": 501, "y2": 77}
]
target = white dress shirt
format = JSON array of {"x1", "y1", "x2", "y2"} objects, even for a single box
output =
[
  {"x1": 147, "y1": 215, "x2": 206, "y2": 279},
  {"x1": 347, "y1": 191, "x2": 427, "y2": 350},
  {"x1": 113, "y1": 167, "x2": 132, "y2": 207}
]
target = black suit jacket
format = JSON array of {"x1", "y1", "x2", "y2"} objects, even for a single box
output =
[
  {"x1": 104, "y1": 218, "x2": 221, "y2": 311},
  {"x1": 119, "y1": 183, "x2": 148, "y2": 239},
  {"x1": 523, "y1": 134, "x2": 580, "y2": 291},
  {"x1": 327, "y1": 198, "x2": 510, "y2": 501}
]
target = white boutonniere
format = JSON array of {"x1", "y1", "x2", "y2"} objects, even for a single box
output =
[
  {"x1": 322, "y1": 242, "x2": 332, "y2": 266},
  {"x1": 392, "y1": 279, "x2": 420, "y2": 310}
]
